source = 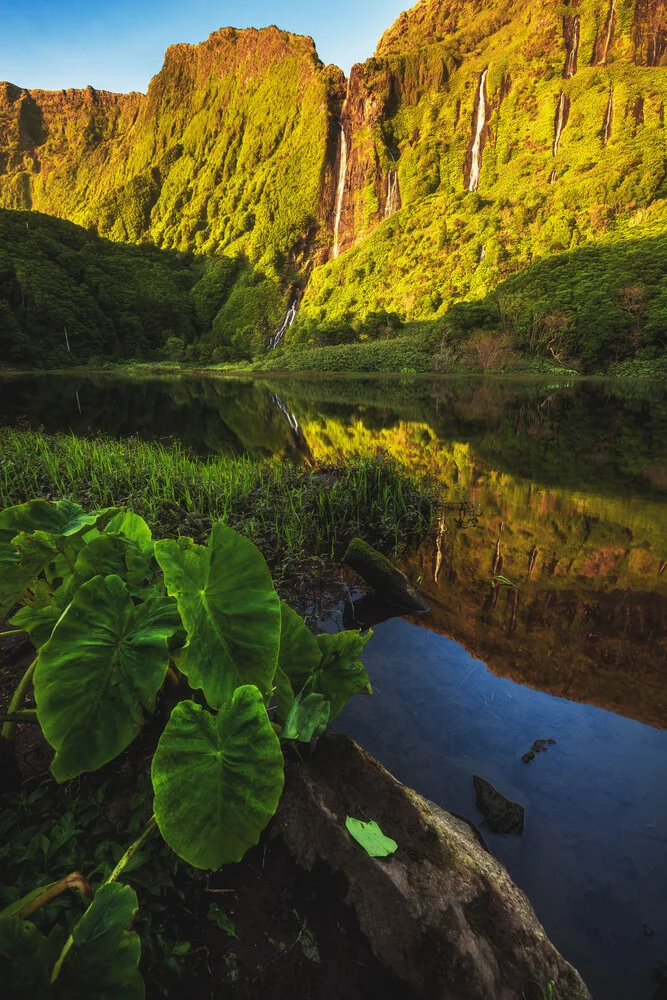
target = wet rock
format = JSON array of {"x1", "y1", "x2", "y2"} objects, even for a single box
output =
[
  {"x1": 275, "y1": 732, "x2": 591, "y2": 1000},
  {"x1": 343, "y1": 537, "x2": 429, "y2": 612},
  {"x1": 473, "y1": 775, "x2": 525, "y2": 835}
]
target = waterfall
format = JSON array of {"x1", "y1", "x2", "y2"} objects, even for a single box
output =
[
  {"x1": 332, "y1": 121, "x2": 348, "y2": 259},
  {"x1": 552, "y1": 92, "x2": 568, "y2": 157},
  {"x1": 594, "y1": 0, "x2": 616, "y2": 65},
  {"x1": 549, "y1": 168, "x2": 558, "y2": 185},
  {"x1": 468, "y1": 68, "x2": 488, "y2": 193},
  {"x1": 384, "y1": 170, "x2": 401, "y2": 218},
  {"x1": 563, "y1": 16, "x2": 581, "y2": 78},
  {"x1": 268, "y1": 299, "x2": 297, "y2": 350},
  {"x1": 602, "y1": 88, "x2": 614, "y2": 146}
]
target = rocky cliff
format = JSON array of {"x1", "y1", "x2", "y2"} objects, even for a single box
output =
[{"x1": 1, "y1": 1, "x2": 666, "y2": 359}]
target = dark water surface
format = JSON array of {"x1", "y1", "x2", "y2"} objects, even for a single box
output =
[{"x1": 1, "y1": 373, "x2": 666, "y2": 999}]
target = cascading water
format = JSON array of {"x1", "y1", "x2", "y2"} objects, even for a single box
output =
[
  {"x1": 552, "y1": 92, "x2": 568, "y2": 157},
  {"x1": 602, "y1": 88, "x2": 614, "y2": 145},
  {"x1": 268, "y1": 299, "x2": 297, "y2": 350},
  {"x1": 563, "y1": 16, "x2": 581, "y2": 78},
  {"x1": 593, "y1": 0, "x2": 616, "y2": 65},
  {"x1": 384, "y1": 170, "x2": 401, "y2": 218},
  {"x1": 332, "y1": 120, "x2": 348, "y2": 259},
  {"x1": 467, "y1": 68, "x2": 488, "y2": 193}
]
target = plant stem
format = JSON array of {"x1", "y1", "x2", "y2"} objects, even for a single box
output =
[
  {"x1": 0, "y1": 710, "x2": 38, "y2": 724},
  {"x1": 1, "y1": 659, "x2": 37, "y2": 745},
  {"x1": 106, "y1": 815, "x2": 158, "y2": 884},
  {"x1": 0, "y1": 629, "x2": 24, "y2": 639},
  {"x1": 50, "y1": 816, "x2": 158, "y2": 984}
]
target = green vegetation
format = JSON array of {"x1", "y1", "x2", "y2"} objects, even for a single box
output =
[
  {"x1": 0, "y1": 498, "x2": 374, "y2": 995},
  {"x1": 0, "y1": 429, "x2": 438, "y2": 565}
]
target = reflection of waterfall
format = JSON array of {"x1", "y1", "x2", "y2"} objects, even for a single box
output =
[
  {"x1": 602, "y1": 88, "x2": 614, "y2": 145},
  {"x1": 563, "y1": 16, "x2": 580, "y2": 78},
  {"x1": 271, "y1": 394, "x2": 315, "y2": 463},
  {"x1": 268, "y1": 300, "x2": 297, "y2": 350},
  {"x1": 593, "y1": 0, "x2": 616, "y2": 65},
  {"x1": 271, "y1": 394, "x2": 300, "y2": 434},
  {"x1": 384, "y1": 170, "x2": 401, "y2": 218},
  {"x1": 332, "y1": 121, "x2": 348, "y2": 259},
  {"x1": 468, "y1": 69, "x2": 488, "y2": 193},
  {"x1": 552, "y1": 92, "x2": 568, "y2": 157}
]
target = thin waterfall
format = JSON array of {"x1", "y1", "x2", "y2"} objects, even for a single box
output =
[
  {"x1": 384, "y1": 170, "x2": 401, "y2": 218},
  {"x1": 332, "y1": 121, "x2": 348, "y2": 259},
  {"x1": 563, "y1": 16, "x2": 581, "y2": 78},
  {"x1": 268, "y1": 299, "x2": 297, "y2": 350},
  {"x1": 468, "y1": 68, "x2": 488, "y2": 193},
  {"x1": 552, "y1": 92, "x2": 568, "y2": 157},
  {"x1": 593, "y1": 0, "x2": 616, "y2": 65},
  {"x1": 602, "y1": 88, "x2": 614, "y2": 145}
]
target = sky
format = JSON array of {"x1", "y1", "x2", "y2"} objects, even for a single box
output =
[{"x1": 0, "y1": 0, "x2": 411, "y2": 93}]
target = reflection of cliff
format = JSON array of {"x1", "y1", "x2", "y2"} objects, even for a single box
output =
[
  {"x1": 401, "y1": 507, "x2": 667, "y2": 730},
  {"x1": 297, "y1": 404, "x2": 667, "y2": 728},
  {"x1": 0, "y1": 375, "x2": 311, "y2": 460}
]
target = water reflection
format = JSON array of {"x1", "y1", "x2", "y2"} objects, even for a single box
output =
[
  {"x1": 2, "y1": 373, "x2": 666, "y2": 998},
  {"x1": 334, "y1": 617, "x2": 667, "y2": 1000}
]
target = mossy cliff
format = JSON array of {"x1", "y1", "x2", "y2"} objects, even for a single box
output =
[{"x1": 0, "y1": 1, "x2": 666, "y2": 367}]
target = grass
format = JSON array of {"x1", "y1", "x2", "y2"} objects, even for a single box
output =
[{"x1": 0, "y1": 429, "x2": 440, "y2": 570}]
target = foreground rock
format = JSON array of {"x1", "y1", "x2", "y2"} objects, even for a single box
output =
[
  {"x1": 343, "y1": 537, "x2": 429, "y2": 612},
  {"x1": 275, "y1": 733, "x2": 591, "y2": 1000}
]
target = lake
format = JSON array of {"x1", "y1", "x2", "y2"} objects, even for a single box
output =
[{"x1": 1, "y1": 372, "x2": 666, "y2": 1000}]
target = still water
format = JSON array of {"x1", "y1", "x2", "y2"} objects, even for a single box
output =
[{"x1": 1, "y1": 373, "x2": 666, "y2": 999}]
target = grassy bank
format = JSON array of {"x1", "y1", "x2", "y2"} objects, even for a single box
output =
[{"x1": 0, "y1": 429, "x2": 439, "y2": 569}]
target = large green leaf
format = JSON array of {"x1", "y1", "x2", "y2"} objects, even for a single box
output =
[
  {"x1": 34, "y1": 575, "x2": 181, "y2": 781},
  {"x1": 152, "y1": 689, "x2": 284, "y2": 870},
  {"x1": 281, "y1": 693, "x2": 330, "y2": 742},
  {"x1": 0, "y1": 502, "x2": 116, "y2": 620},
  {"x1": 70, "y1": 534, "x2": 156, "y2": 600},
  {"x1": 155, "y1": 525, "x2": 281, "y2": 709},
  {"x1": 274, "y1": 602, "x2": 321, "y2": 719},
  {"x1": 0, "y1": 500, "x2": 116, "y2": 545},
  {"x1": 0, "y1": 916, "x2": 61, "y2": 998},
  {"x1": 305, "y1": 630, "x2": 373, "y2": 719},
  {"x1": 10, "y1": 604, "x2": 64, "y2": 649},
  {"x1": 0, "y1": 532, "x2": 60, "y2": 619},
  {"x1": 56, "y1": 882, "x2": 144, "y2": 999}
]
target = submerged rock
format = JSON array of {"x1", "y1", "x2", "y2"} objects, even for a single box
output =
[
  {"x1": 343, "y1": 537, "x2": 429, "y2": 612},
  {"x1": 275, "y1": 732, "x2": 591, "y2": 1000},
  {"x1": 473, "y1": 775, "x2": 525, "y2": 835}
]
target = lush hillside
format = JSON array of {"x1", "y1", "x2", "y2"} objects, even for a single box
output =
[{"x1": 0, "y1": 1, "x2": 666, "y2": 369}]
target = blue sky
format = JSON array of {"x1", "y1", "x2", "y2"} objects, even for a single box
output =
[{"x1": 0, "y1": 0, "x2": 410, "y2": 93}]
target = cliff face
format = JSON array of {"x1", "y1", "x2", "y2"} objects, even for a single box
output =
[
  {"x1": 1, "y1": 1, "x2": 666, "y2": 354},
  {"x1": 0, "y1": 28, "x2": 339, "y2": 268},
  {"x1": 301, "y1": 0, "x2": 667, "y2": 330}
]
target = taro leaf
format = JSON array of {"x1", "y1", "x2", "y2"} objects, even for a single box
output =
[
  {"x1": 155, "y1": 525, "x2": 281, "y2": 710},
  {"x1": 207, "y1": 904, "x2": 236, "y2": 937},
  {"x1": 0, "y1": 499, "x2": 116, "y2": 619},
  {"x1": 152, "y1": 689, "x2": 284, "y2": 870},
  {"x1": 281, "y1": 693, "x2": 330, "y2": 742},
  {"x1": 345, "y1": 817, "x2": 398, "y2": 858},
  {"x1": 305, "y1": 630, "x2": 373, "y2": 720},
  {"x1": 34, "y1": 574, "x2": 181, "y2": 782},
  {"x1": 70, "y1": 533, "x2": 157, "y2": 600},
  {"x1": 0, "y1": 530, "x2": 69, "y2": 620},
  {"x1": 0, "y1": 915, "x2": 62, "y2": 998},
  {"x1": 56, "y1": 882, "x2": 144, "y2": 1000},
  {"x1": 0, "y1": 500, "x2": 117, "y2": 544},
  {"x1": 104, "y1": 512, "x2": 152, "y2": 548},
  {"x1": 10, "y1": 604, "x2": 63, "y2": 649},
  {"x1": 275, "y1": 602, "x2": 321, "y2": 720}
]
